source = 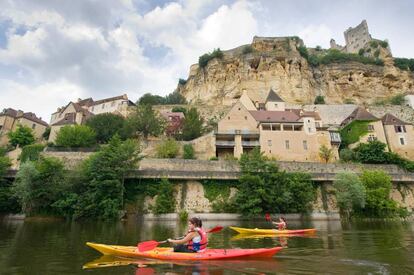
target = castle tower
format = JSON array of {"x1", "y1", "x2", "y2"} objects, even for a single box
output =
[{"x1": 343, "y1": 20, "x2": 372, "y2": 53}]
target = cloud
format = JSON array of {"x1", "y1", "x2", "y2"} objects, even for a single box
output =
[{"x1": 298, "y1": 24, "x2": 333, "y2": 48}]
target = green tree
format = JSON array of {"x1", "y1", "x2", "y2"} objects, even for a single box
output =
[
  {"x1": 42, "y1": 127, "x2": 51, "y2": 140},
  {"x1": 7, "y1": 125, "x2": 35, "y2": 147},
  {"x1": 357, "y1": 170, "x2": 400, "y2": 217},
  {"x1": 86, "y1": 113, "x2": 126, "y2": 143},
  {"x1": 19, "y1": 144, "x2": 45, "y2": 162},
  {"x1": 13, "y1": 157, "x2": 66, "y2": 215},
  {"x1": 156, "y1": 138, "x2": 179, "y2": 158},
  {"x1": 152, "y1": 178, "x2": 176, "y2": 215},
  {"x1": 183, "y1": 144, "x2": 195, "y2": 159},
  {"x1": 314, "y1": 95, "x2": 326, "y2": 104},
  {"x1": 164, "y1": 90, "x2": 187, "y2": 104},
  {"x1": 181, "y1": 107, "x2": 203, "y2": 141},
  {"x1": 137, "y1": 93, "x2": 165, "y2": 105},
  {"x1": 74, "y1": 136, "x2": 141, "y2": 219},
  {"x1": 55, "y1": 125, "x2": 96, "y2": 148},
  {"x1": 354, "y1": 140, "x2": 389, "y2": 164},
  {"x1": 126, "y1": 105, "x2": 166, "y2": 139},
  {"x1": 339, "y1": 148, "x2": 355, "y2": 162},
  {"x1": 319, "y1": 145, "x2": 333, "y2": 163},
  {"x1": 333, "y1": 172, "x2": 366, "y2": 218}
]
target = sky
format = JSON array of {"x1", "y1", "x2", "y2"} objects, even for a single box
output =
[{"x1": 0, "y1": 0, "x2": 413, "y2": 122}]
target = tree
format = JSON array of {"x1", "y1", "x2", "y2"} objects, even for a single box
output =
[
  {"x1": 353, "y1": 140, "x2": 388, "y2": 164},
  {"x1": 358, "y1": 170, "x2": 400, "y2": 217},
  {"x1": 7, "y1": 125, "x2": 35, "y2": 147},
  {"x1": 181, "y1": 107, "x2": 203, "y2": 141},
  {"x1": 152, "y1": 178, "x2": 176, "y2": 215},
  {"x1": 319, "y1": 145, "x2": 333, "y2": 163},
  {"x1": 137, "y1": 93, "x2": 165, "y2": 105},
  {"x1": 55, "y1": 125, "x2": 96, "y2": 148},
  {"x1": 314, "y1": 95, "x2": 326, "y2": 104},
  {"x1": 42, "y1": 127, "x2": 51, "y2": 140},
  {"x1": 86, "y1": 113, "x2": 126, "y2": 143},
  {"x1": 333, "y1": 172, "x2": 366, "y2": 218},
  {"x1": 126, "y1": 104, "x2": 166, "y2": 139},
  {"x1": 164, "y1": 90, "x2": 187, "y2": 104},
  {"x1": 74, "y1": 135, "x2": 141, "y2": 219},
  {"x1": 156, "y1": 138, "x2": 179, "y2": 158},
  {"x1": 20, "y1": 144, "x2": 45, "y2": 162},
  {"x1": 183, "y1": 144, "x2": 195, "y2": 159},
  {"x1": 339, "y1": 148, "x2": 355, "y2": 162}
]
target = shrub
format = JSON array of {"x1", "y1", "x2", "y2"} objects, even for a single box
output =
[
  {"x1": 171, "y1": 106, "x2": 187, "y2": 114},
  {"x1": 181, "y1": 107, "x2": 204, "y2": 141},
  {"x1": 297, "y1": 46, "x2": 309, "y2": 59},
  {"x1": 42, "y1": 127, "x2": 51, "y2": 140},
  {"x1": 179, "y1": 210, "x2": 188, "y2": 222},
  {"x1": 152, "y1": 178, "x2": 176, "y2": 215},
  {"x1": 183, "y1": 144, "x2": 195, "y2": 159},
  {"x1": 242, "y1": 45, "x2": 253, "y2": 54},
  {"x1": 358, "y1": 48, "x2": 365, "y2": 56},
  {"x1": 156, "y1": 138, "x2": 179, "y2": 158},
  {"x1": 314, "y1": 95, "x2": 325, "y2": 104},
  {"x1": 209, "y1": 156, "x2": 219, "y2": 161},
  {"x1": 137, "y1": 93, "x2": 165, "y2": 105},
  {"x1": 339, "y1": 148, "x2": 355, "y2": 162},
  {"x1": 20, "y1": 144, "x2": 45, "y2": 163},
  {"x1": 7, "y1": 125, "x2": 35, "y2": 147},
  {"x1": 370, "y1": 40, "x2": 378, "y2": 48},
  {"x1": 125, "y1": 104, "x2": 166, "y2": 139},
  {"x1": 55, "y1": 125, "x2": 96, "y2": 148},
  {"x1": 315, "y1": 45, "x2": 322, "y2": 51},
  {"x1": 354, "y1": 141, "x2": 389, "y2": 164},
  {"x1": 86, "y1": 113, "x2": 126, "y2": 143},
  {"x1": 389, "y1": 94, "x2": 406, "y2": 105},
  {"x1": 178, "y1": 78, "x2": 187, "y2": 85},
  {"x1": 394, "y1": 58, "x2": 414, "y2": 72},
  {"x1": 333, "y1": 172, "x2": 365, "y2": 218},
  {"x1": 379, "y1": 40, "x2": 388, "y2": 48},
  {"x1": 198, "y1": 48, "x2": 224, "y2": 68},
  {"x1": 374, "y1": 49, "x2": 380, "y2": 58}
]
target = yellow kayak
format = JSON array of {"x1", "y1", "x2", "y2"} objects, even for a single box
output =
[{"x1": 229, "y1": 226, "x2": 316, "y2": 235}]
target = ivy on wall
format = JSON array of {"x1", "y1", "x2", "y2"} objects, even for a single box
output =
[
  {"x1": 202, "y1": 179, "x2": 238, "y2": 213},
  {"x1": 340, "y1": 120, "x2": 370, "y2": 147}
]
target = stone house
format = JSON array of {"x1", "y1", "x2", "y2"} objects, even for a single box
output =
[
  {"x1": 0, "y1": 108, "x2": 48, "y2": 146},
  {"x1": 216, "y1": 90, "x2": 339, "y2": 162},
  {"x1": 48, "y1": 94, "x2": 135, "y2": 142},
  {"x1": 381, "y1": 113, "x2": 414, "y2": 159}
]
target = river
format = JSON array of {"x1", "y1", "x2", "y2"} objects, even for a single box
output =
[{"x1": 0, "y1": 217, "x2": 413, "y2": 274}]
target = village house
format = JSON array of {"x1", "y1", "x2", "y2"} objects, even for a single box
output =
[
  {"x1": 0, "y1": 108, "x2": 48, "y2": 146},
  {"x1": 216, "y1": 90, "x2": 340, "y2": 162},
  {"x1": 48, "y1": 94, "x2": 135, "y2": 142}
]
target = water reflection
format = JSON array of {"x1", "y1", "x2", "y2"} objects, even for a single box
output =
[{"x1": 0, "y1": 217, "x2": 413, "y2": 274}]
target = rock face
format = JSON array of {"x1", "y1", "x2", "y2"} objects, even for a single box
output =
[{"x1": 177, "y1": 36, "x2": 414, "y2": 107}]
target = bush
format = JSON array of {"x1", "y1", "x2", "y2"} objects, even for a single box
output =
[
  {"x1": 319, "y1": 145, "x2": 333, "y2": 163},
  {"x1": 178, "y1": 78, "x2": 187, "y2": 85},
  {"x1": 125, "y1": 104, "x2": 166, "y2": 139},
  {"x1": 209, "y1": 156, "x2": 219, "y2": 161},
  {"x1": 42, "y1": 127, "x2": 51, "y2": 140},
  {"x1": 358, "y1": 48, "x2": 365, "y2": 56},
  {"x1": 354, "y1": 141, "x2": 389, "y2": 164},
  {"x1": 156, "y1": 138, "x2": 179, "y2": 158},
  {"x1": 333, "y1": 172, "x2": 365, "y2": 217},
  {"x1": 152, "y1": 178, "x2": 175, "y2": 215},
  {"x1": 370, "y1": 40, "x2": 378, "y2": 48},
  {"x1": 297, "y1": 46, "x2": 309, "y2": 59},
  {"x1": 183, "y1": 144, "x2": 195, "y2": 159},
  {"x1": 315, "y1": 45, "x2": 322, "y2": 51},
  {"x1": 181, "y1": 107, "x2": 204, "y2": 141},
  {"x1": 86, "y1": 113, "x2": 126, "y2": 143},
  {"x1": 379, "y1": 40, "x2": 388, "y2": 48},
  {"x1": 242, "y1": 45, "x2": 253, "y2": 54},
  {"x1": 7, "y1": 125, "x2": 35, "y2": 147},
  {"x1": 20, "y1": 144, "x2": 45, "y2": 162},
  {"x1": 356, "y1": 170, "x2": 402, "y2": 217},
  {"x1": 314, "y1": 95, "x2": 325, "y2": 104},
  {"x1": 394, "y1": 58, "x2": 414, "y2": 72},
  {"x1": 307, "y1": 49, "x2": 384, "y2": 67},
  {"x1": 171, "y1": 106, "x2": 187, "y2": 114},
  {"x1": 55, "y1": 125, "x2": 96, "y2": 148},
  {"x1": 389, "y1": 94, "x2": 406, "y2": 105},
  {"x1": 198, "y1": 48, "x2": 224, "y2": 68},
  {"x1": 339, "y1": 148, "x2": 355, "y2": 162}
]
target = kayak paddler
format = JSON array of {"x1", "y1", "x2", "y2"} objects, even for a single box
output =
[
  {"x1": 272, "y1": 217, "x2": 287, "y2": 230},
  {"x1": 168, "y1": 217, "x2": 208, "y2": 253}
]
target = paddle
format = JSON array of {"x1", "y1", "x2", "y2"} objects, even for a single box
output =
[{"x1": 137, "y1": 225, "x2": 223, "y2": 252}]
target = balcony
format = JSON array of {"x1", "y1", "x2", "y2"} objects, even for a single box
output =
[
  {"x1": 242, "y1": 140, "x2": 260, "y2": 147},
  {"x1": 215, "y1": 140, "x2": 235, "y2": 147}
]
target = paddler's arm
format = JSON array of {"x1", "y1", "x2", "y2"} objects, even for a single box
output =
[{"x1": 168, "y1": 232, "x2": 196, "y2": 244}]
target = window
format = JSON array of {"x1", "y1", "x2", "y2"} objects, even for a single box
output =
[
  {"x1": 400, "y1": 137, "x2": 406, "y2": 145},
  {"x1": 32, "y1": 124, "x2": 36, "y2": 129},
  {"x1": 262, "y1": 124, "x2": 271, "y2": 131},
  {"x1": 285, "y1": 140, "x2": 290, "y2": 149},
  {"x1": 395, "y1": 125, "x2": 406, "y2": 133},
  {"x1": 368, "y1": 125, "x2": 374, "y2": 131},
  {"x1": 294, "y1": 125, "x2": 303, "y2": 131},
  {"x1": 267, "y1": 140, "x2": 272, "y2": 147},
  {"x1": 283, "y1": 124, "x2": 293, "y2": 131},
  {"x1": 308, "y1": 127, "x2": 312, "y2": 133},
  {"x1": 367, "y1": 134, "x2": 377, "y2": 142},
  {"x1": 102, "y1": 103, "x2": 105, "y2": 109},
  {"x1": 244, "y1": 116, "x2": 247, "y2": 120},
  {"x1": 228, "y1": 116, "x2": 230, "y2": 120},
  {"x1": 303, "y1": 140, "x2": 308, "y2": 150},
  {"x1": 271, "y1": 124, "x2": 281, "y2": 131},
  {"x1": 274, "y1": 103, "x2": 278, "y2": 108}
]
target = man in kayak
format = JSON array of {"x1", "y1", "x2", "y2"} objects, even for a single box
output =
[
  {"x1": 168, "y1": 217, "x2": 207, "y2": 253},
  {"x1": 272, "y1": 217, "x2": 287, "y2": 230}
]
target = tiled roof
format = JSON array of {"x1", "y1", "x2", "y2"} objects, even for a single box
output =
[
  {"x1": 91, "y1": 94, "x2": 129, "y2": 106},
  {"x1": 381, "y1": 113, "x2": 410, "y2": 125},
  {"x1": 265, "y1": 89, "x2": 284, "y2": 103},
  {"x1": 20, "y1": 112, "x2": 48, "y2": 126},
  {"x1": 300, "y1": 111, "x2": 322, "y2": 120},
  {"x1": 52, "y1": 113, "x2": 77, "y2": 126},
  {"x1": 1, "y1": 108, "x2": 48, "y2": 126},
  {"x1": 249, "y1": 110, "x2": 300, "y2": 123},
  {"x1": 1, "y1": 108, "x2": 18, "y2": 117},
  {"x1": 342, "y1": 107, "x2": 378, "y2": 125}
]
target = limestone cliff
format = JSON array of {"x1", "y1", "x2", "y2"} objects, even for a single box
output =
[{"x1": 177, "y1": 36, "x2": 414, "y2": 107}]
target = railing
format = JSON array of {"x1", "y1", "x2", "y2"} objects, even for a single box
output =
[{"x1": 242, "y1": 140, "x2": 260, "y2": 146}]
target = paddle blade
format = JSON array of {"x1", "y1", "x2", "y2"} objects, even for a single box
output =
[
  {"x1": 207, "y1": 225, "x2": 223, "y2": 233},
  {"x1": 137, "y1": 240, "x2": 159, "y2": 252},
  {"x1": 265, "y1": 213, "x2": 271, "y2": 221}
]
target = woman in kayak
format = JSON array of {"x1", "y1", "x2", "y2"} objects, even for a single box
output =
[
  {"x1": 273, "y1": 217, "x2": 287, "y2": 230},
  {"x1": 168, "y1": 217, "x2": 208, "y2": 253}
]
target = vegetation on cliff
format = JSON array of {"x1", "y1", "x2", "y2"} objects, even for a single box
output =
[
  {"x1": 394, "y1": 58, "x2": 414, "y2": 72},
  {"x1": 198, "y1": 48, "x2": 223, "y2": 68}
]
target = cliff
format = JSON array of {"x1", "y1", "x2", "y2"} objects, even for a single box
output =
[{"x1": 177, "y1": 36, "x2": 414, "y2": 107}]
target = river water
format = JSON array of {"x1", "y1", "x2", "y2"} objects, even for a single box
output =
[{"x1": 0, "y1": 217, "x2": 413, "y2": 274}]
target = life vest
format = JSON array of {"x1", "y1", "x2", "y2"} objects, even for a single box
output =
[
  {"x1": 187, "y1": 227, "x2": 208, "y2": 252},
  {"x1": 278, "y1": 222, "x2": 286, "y2": 230}
]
